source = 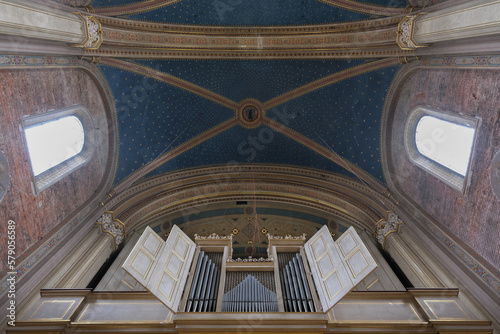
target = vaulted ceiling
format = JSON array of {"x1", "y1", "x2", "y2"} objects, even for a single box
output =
[{"x1": 92, "y1": 0, "x2": 406, "y2": 188}]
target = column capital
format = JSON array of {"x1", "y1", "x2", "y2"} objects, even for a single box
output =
[
  {"x1": 374, "y1": 211, "x2": 404, "y2": 249},
  {"x1": 96, "y1": 211, "x2": 126, "y2": 250},
  {"x1": 71, "y1": 13, "x2": 103, "y2": 50},
  {"x1": 397, "y1": 14, "x2": 428, "y2": 50}
]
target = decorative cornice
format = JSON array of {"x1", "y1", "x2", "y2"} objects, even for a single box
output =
[
  {"x1": 85, "y1": 46, "x2": 413, "y2": 59},
  {"x1": 97, "y1": 15, "x2": 403, "y2": 35},
  {"x1": 101, "y1": 27, "x2": 396, "y2": 50},
  {"x1": 96, "y1": 211, "x2": 126, "y2": 250},
  {"x1": 397, "y1": 14, "x2": 427, "y2": 50},
  {"x1": 374, "y1": 211, "x2": 403, "y2": 249}
]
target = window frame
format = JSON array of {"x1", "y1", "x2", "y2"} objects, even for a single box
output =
[
  {"x1": 21, "y1": 105, "x2": 95, "y2": 195},
  {"x1": 404, "y1": 106, "x2": 479, "y2": 193}
]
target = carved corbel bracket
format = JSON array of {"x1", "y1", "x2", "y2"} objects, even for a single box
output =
[
  {"x1": 71, "y1": 13, "x2": 103, "y2": 50},
  {"x1": 96, "y1": 211, "x2": 126, "y2": 250},
  {"x1": 374, "y1": 211, "x2": 403, "y2": 249},
  {"x1": 397, "y1": 14, "x2": 428, "y2": 50}
]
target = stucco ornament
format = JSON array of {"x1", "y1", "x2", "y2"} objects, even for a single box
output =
[
  {"x1": 72, "y1": 13, "x2": 103, "y2": 49},
  {"x1": 375, "y1": 212, "x2": 404, "y2": 249},
  {"x1": 96, "y1": 212, "x2": 126, "y2": 249},
  {"x1": 267, "y1": 233, "x2": 306, "y2": 240},
  {"x1": 397, "y1": 14, "x2": 426, "y2": 50},
  {"x1": 194, "y1": 233, "x2": 233, "y2": 241},
  {"x1": 227, "y1": 256, "x2": 274, "y2": 263}
]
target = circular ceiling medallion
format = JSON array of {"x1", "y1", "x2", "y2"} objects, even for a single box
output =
[
  {"x1": 237, "y1": 99, "x2": 263, "y2": 128},
  {"x1": 0, "y1": 150, "x2": 10, "y2": 203},
  {"x1": 490, "y1": 149, "x2": 500, "y2": 200}
]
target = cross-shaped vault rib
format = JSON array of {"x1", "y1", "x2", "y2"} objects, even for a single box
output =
[{"x1": 105, "y1": 57, "x2": 399, "y2": 195}]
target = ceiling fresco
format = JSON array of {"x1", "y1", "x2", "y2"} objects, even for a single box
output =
[{"x1": 99, "y1": 58, "x2": 399, "y2": 186}]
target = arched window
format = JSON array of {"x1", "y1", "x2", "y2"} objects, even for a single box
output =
[
  {"x1": 22, "y1": 105, "x2": 94, "y2": 195},
  {"x1": 405, "y1": 107, "x2": 479, "y2": 193}
]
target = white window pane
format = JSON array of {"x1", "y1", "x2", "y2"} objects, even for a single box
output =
[
  {"x1": 415, "y1": 116, "x2": 475, "y2": 176},
  {"x1": 25, "y1": 116, "x2": 85, "y2": 176}
]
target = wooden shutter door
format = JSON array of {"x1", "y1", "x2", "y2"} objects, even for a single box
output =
[
  {"x1": 304, "y1": 226, "x2": 352, "y2": 312},
  {"x1": 335, "y1": 227, "x2": 377, "y2": 286},
  {"x1": 123, "y1": 225, "x2": 196, "y2": 313},
  {"x1": 304, "y1": 225, "x2": 378, "y2": 313}
]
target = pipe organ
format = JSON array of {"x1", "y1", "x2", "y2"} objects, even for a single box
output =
[
  {"x1": 120, "y1": 224, "x2": 379, "y2": 315},
  {"x1": 17, "y1": 225, "x2": 494, "y2": 333}
]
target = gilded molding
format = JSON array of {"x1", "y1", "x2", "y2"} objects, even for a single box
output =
[
  {"x1": 98, "y1": 15, "x2": 403, "y2": 35},
  {"x1": 397, "y1": 14, "x2": 427, "y2": 50},
  {"x1": 96, "y1": 211, "x2": 126, "y2": 250},
  {"x1": 101, "y1": 27, "x2": 396, "y2": 50},
  {"x1": 374, "y1": 211, "x2": 403, "y2": 249},
  {"x1": 72, "y1": 13, "x2": 103, "y2": 50}
]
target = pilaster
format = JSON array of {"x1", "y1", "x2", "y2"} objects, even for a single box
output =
[{"x1": 384, "y1": 226, "x2": 446, "y2": 288}]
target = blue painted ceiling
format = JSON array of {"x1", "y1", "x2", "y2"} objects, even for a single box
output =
[
  {"x1": 94, "y1": 0, "x2": 404, "y2": 186},
  {"x1": 92, "y1": 0, "x2": 407, "y2": 25}
]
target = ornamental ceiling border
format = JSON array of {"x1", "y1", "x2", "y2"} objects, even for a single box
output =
[
  {"x1": 113, "y1": 172, "x2": 388, "y2": 218},
  {"x1": 97, "y1": 15, "x2": 403, "y2": 35},
  {"x1": 0, "y1": 55, "x2": 119, "y2": 297},
  {"x1": 105, "y1": 165, "x2": 393, "y2": 211},
  {"x1": 100, "y1": 165, "x2": 397, "y2": 232},
  {"x1": 131, "y1": 194, "x2": 375, "y2": 235},
  {"x1": 101, "y1": 27, "x2": 397, "y2": 50},
  {"x1": 118, "y1": 181, "x2": 378, "y2": 227},
  {"x1": 380, "y1": 54, "x2": 500, "y2": 297},
  {"x1": 93, "y1": 0, "x2": 405, "y2": 17}
]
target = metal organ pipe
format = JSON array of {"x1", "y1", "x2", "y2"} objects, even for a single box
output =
[
  {"x1": 279, "y1": 252, "x2": 316, "y2": 312},
  {"x1": 185, "y1": 251, "x2": 220, "y2": 312},
  {"x1": 222, "y1": 274, "x2": 278, "y2": 312}
]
